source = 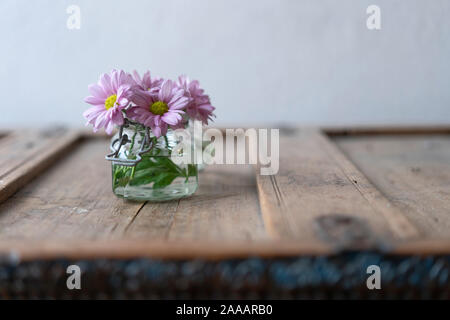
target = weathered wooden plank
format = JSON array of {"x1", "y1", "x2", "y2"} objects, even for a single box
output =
[
  {"x1": 0, "y1": 128, "x2": 82, "y2": 204},
  {"x1": 1, "y1": 127, "x2": 447, "y2": 261},
  {"x1": 320, "y1": 132, "x2": 420, "y2": 240},
  {"x1": 255, "y1": 129, "x2": 419, "y2": 250},
  {"x1": 334, "y1": 134, "x2": 450, "y2": 237},
  {"x1": 0, "y1": 137, "x2": 144, "y2": 240},
  {"x1": 0, "y1": 128, "x2": 69, "y2": 176},
  {"x1": 0, "y1": 137, "x2": 266, "y2": 242},
  {"x1": 125, "y1": 165, "x2": 267, "y2": 241}
]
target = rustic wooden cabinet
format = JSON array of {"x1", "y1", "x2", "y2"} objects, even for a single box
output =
[{"x1": 0, "y1": 127, "x2": 449, "y2": 299}]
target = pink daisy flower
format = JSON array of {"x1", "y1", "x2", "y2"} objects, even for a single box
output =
[
  {"x1": 127, "y1": 80, "x2": 190, "y2": 137},
  {"x1": 131, "y1": 70, "x2": 163, "y2": 94},
  {"x1": 83, "y1": 69, "x2": 134, "y2": 135},
  {"x1": 177, "y1": 75, "x2": 215, "y2": 125}
]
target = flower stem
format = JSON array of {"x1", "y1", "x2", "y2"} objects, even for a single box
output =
[
  {"x1": 128, "y1": 128, "x2": 138, "y2": 159},
  {"x1": 130, "y1": 166, "x2": 136, "y2": 180}
]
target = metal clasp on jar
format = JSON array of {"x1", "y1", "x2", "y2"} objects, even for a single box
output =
[{"x1": 105, "y1": 119, "x2": 153, "y2": 167}]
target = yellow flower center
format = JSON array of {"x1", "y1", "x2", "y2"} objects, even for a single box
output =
[
  {"x1": 149, "y1": 101, "x2": 168, "y2": 115},
  {"x1": 104, "y1": 94, "x2": 117, "y2": 110}
]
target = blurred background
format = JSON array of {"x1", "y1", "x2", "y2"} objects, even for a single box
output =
[{"x1": 0, "y1": 0, "x2": 449, "y2": 128}]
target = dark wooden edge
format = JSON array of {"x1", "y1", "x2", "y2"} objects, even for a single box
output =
[
  {"x1": 1, "y1": 239, "x2": 450, "y2": 262},
  {"x1": 323, "y1": 125, "x2": 450, "y2": 137}
]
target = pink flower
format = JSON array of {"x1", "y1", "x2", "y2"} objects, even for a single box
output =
[
  {"x1": 83, "y1": 69, "x2": 134, "y2": 135},
  {"x1": 177, "y1": 75, "x2": 215, "y2": 125},
  {"x1": 127, "y1": 80, "x2": 190, "y2": 137},
  {"x1": 130, "y1": 70, "x2": 163, "y2": 94}
]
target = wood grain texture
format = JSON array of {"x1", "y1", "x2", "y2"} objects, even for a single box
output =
[
  {"x1": 334, "y1": 134, "x2": 450, "y2": 237},
  {"x1": 0, "y1": 128, "x2": 82, "y2": 204},
  {"x1": 255, "y1": 129, "x2": 418, "y2": 250},
  {"x1": 0, "y1": 136, "x2": 266, "y2": 242},
  {"x1": 0, "y1": 127, "x2": 448, "y2": 260},
  {"x1": 0, "y1": 137, "x2": 144, "y2": 240},
  {"x1": 320, "y1": 132, "x2": 420, "y2": 240},
  {"x1": 123, "y1": 165, "x2": 267, "y2": 240},
  {"x1": 130, "y1": 165, "x2": 267, "y2": 241}
]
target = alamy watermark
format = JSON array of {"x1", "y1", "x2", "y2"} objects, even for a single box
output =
[
  {"x1": 170, "y1": 121, "x2": 279, "y2": 175},
  {"x1": 366, "y1": 265, "x2": 381, "y2": 290},
  {"x1": 366, "y1": 5, "x2": 381, "y2": 30},
  {"x1": 66, "y1": 5, "x2": 81, "y2": 30},
  {"x1": 66, "y1": 264, "x2": 81, "y2": 290}
]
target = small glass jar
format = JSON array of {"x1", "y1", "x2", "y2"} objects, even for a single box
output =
[{"x1": 110, "y1": 122, "x2": 198, "y2": 201}]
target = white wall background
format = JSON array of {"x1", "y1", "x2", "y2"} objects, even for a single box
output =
[{"x1": 0, "y1": 0, "x2": 449, "y2": 128}]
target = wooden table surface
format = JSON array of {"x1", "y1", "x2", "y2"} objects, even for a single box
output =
[{"x1": 0, "y1": 126, "x2": 449, "y2": 262}]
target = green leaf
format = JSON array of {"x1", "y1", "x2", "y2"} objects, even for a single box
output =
[
  {"x1": 113, "y1": 143, "x2": 195, "y2": 189},
  {"x1": 187, "y1": 164, "x2": 198, "y2": 177},
  {"x1": 129, "y1": 173, "x2": 157, "y2": 186},
  {"x1": 156, "y1": 157, "x2": 184, "y2": 175},
  {"x1": 112, "y1": 165, "x2": 133, "y2": 188},
  {"x1": 126, "y1": 155, "x2": 185, "y2": 187},
  {"x1": 152, "y1": 172, "x2": 179, "y2": 189}
]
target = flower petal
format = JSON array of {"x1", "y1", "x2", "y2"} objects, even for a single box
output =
[
  {"x1": 94, "y1": 112, "x2": 108, "y2": 129},
  {"x1": 111, "y1": 109, "x2": 124, "y2": 126},
  {"x1": 170, "y1": 96, "x2": 190, "y2": 110},
  {"x1": 88, "y1": 83, "x2": 107, "y2": 99},
  {"x1": 132, "y1": 70, "x2": 142, "y2": 86},
  {"x1": 111, "y1": 69, "x2": 120, "y2": 91},
  {"x1": 131, "y1": 91, "x2": 151, "y2": 107},
  {"x1": 105, "y1": 120, "x2": 115, "y2": 135},
  {"x1": 162, "y1": 112, "x2": 180, "y2": 125},
  {"x1": 84, "y1": 96, "x2": 105, "y2": 106},
  {"x1": 159, "y1": 80, "x2": 173, "y2": 102},
  {"x1": 83, "y1": 105, "x2": 105, "y2": 120},
  {"x1": 99, "y1": 73, "x2": 113, "y2": 96}
]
